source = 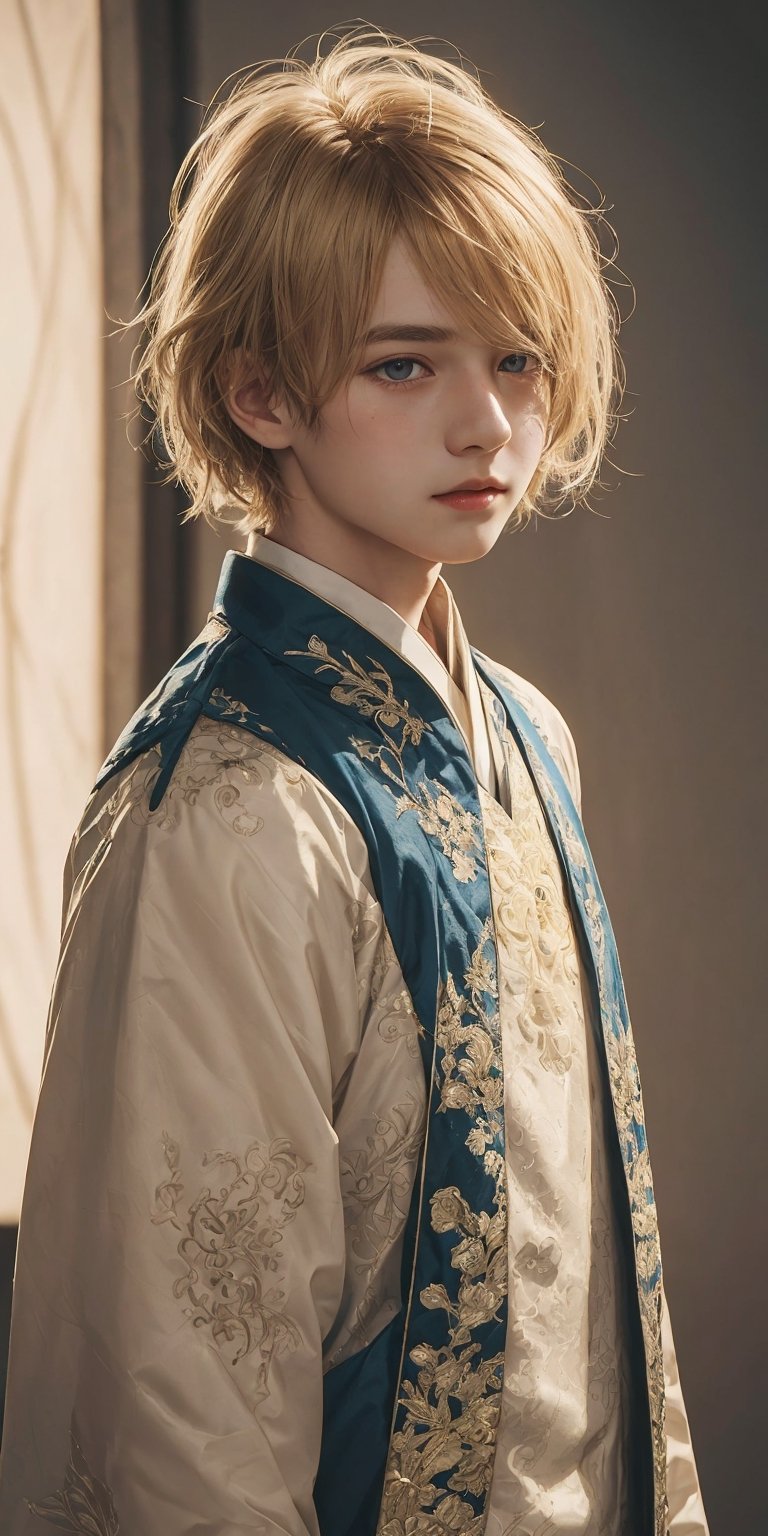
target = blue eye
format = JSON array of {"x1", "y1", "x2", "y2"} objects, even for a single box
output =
[
  {"x1": 373, "y1": 358, "x2": 425, "y2": 384},
  {"x1": 366, "y1": 353, "x2": 539, "y2": 388},
  {"x1": 500, "y1": 354, "x2": 530, "y2": 374}
]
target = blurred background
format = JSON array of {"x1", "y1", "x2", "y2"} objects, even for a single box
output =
[{"x1": 2, "y1": 1, "x2": 766, "y2": 1526}]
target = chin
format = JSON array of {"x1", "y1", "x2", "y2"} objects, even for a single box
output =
[{"x1": 437, "y1": 527, "x2": 508, "y2": 565}]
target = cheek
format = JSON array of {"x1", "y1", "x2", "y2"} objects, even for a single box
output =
[
  {"x1": 347, "y1": 409, "x2": 423, "y2": 465},
  {"x1": 343, "y1": 383, "x2": 424, "y2": 440},
  {"x1": 515, "y1": 402, "x2": 549, "y2": 459}
]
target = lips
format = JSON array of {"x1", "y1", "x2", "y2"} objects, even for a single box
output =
[{"x1": 436, "y1": 480, "x2": 507, "y2": 494}]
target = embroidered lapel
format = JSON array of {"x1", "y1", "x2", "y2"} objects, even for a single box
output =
[{"x1": 472, "y1": 649, "x2": 668, "y2": 1536}]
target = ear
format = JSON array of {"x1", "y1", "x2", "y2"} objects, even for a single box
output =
[{"x1": 219, "y1": 347, "x2": 293, "y2": 450}]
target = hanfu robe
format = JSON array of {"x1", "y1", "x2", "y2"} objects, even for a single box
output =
[{"x1": 0, "y1": 531, "x2": 709, "y2": 1536}]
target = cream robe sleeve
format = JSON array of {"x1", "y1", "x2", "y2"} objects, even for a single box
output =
[
  {"x1": 527, "y1": 686, "x2": 711, "y2": 1535},
  {"x1": 0, "y1": 716, "x2": 390, "y2": 1536}
]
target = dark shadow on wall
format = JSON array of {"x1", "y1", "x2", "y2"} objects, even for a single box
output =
[
  {"x1": 0, "y1": 1228, "x2": 18, "y2": 1447},
  {"x1": 135, "y1": 0, "x2": 200, "y2": 692}
]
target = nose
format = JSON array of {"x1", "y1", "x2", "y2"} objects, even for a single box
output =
[{"x1": 447, "y1": 371, "x2": 512, "y2": 453}]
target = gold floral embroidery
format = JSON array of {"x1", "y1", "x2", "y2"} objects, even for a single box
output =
[
  {"x1": 284, "y1": 636, "x2": 483, "y2": 882},
  {"x1": 205, "y1": 687, "x2": 310, "y2": 773},
  {"x1": 207, "y1": 685, "x2": 280, "y2": 735},
  {"x1": 378, "y1": 921, "x2": 508, "y2": 1530},
  {"x1": 537, "y1": 794, "x2": 667, "y2": 1529},
  {"x1": 342, "y1": 1096, "x2": 426, "y2": 1272},
  {"x1": 481, "y1": 661, "x2": 669, "y2": 1535},
  {"x1": 286, "y1": 636, "x2": 430, "y2": 742},
  {"x1": 480, "y1": 777, "x2": 580, "y2": 1078},
  {"x1": 343, "y1": 895, "x2": 385, "y2": 1018},
  {"x1": 348, "y1": 895, "x2": 381, "y2": 959},
  {"x1": 515, "y1": 1237, "x2": 562, "y2": 1286},
  {"x1": 588, "y1": 1212, "x2": 622, "y2": 1419},
  {"x1": 203, "y1": 612, "x2": 230, "y2": 641},
  {"x1": 478, "y1": 766, "x2": 640, "y2": 1518},
  {"x1": 326, "y1": 917, "x2": 427, "y2": 1368},
  {"x1": 370, "y1": 924, "x2": 425, "y2": 1060},
  {"x1": 150, "y1": 1131, "x2": 308, "y2": 1407},
  {"x1": 26, "y1": 1412, "x2": 119, "y2": 1533},
  {"x1": 94, "y1": 715, "x2": 309, "y2": 842},
  {"x1": 95, "y1": 619, "x2": 236, "y2": 786},
  {"x1": 483, "y1": 671, "x2": 572, "y2": 792}
]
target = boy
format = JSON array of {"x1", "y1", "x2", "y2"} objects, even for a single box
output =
[{"x1": 0, "y1": 26, "x2": 709, "y2": 1536}]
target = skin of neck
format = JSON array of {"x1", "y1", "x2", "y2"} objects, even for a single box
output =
[{"x1": 264, "y1": 507, "x2": 444, "y2": 641}]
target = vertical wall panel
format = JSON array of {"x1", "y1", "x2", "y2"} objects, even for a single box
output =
[{"x1": 0, "y1": 0, "x2": 103, "y2": 1222}]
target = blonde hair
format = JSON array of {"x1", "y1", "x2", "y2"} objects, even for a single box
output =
[{"x1": 124, "y1": 23, "x2": 628, "y2": 535}]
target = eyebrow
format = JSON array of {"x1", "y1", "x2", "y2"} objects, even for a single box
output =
[{"x1": 360, "y1": 324, "x2": 460, "y2": 346}]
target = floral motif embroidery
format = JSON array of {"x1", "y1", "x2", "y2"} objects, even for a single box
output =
[
  {"x1": 476, "y1": 765, "x2": 640, "y2": 1520},
  {"x1": 205, "y1": 687, "x2": 310, "y2": 771},
  {"x1": 340, "y1": 1093, "x2": 426, "y2": 1326},
  {"x1": 26, "y1": 1412, "x2": 119, "y2": 1533},
  {"x1": 95, "y1": 715, "x2": 307, "y2": 840},
  {"x1": 95, "y1": 617, "x2": 235, "y2": 785},
  {"x1": 378, "y1": 920, "x2": 508, "y2": 1530},
  {"x1": 480, "y1": 775, "x2": 580, "y2": 1078},
  {"x1": 348, "y1": 895, "x2": 381, "y2": 959},
  {"x1": 515, "y1": 1237, "x2": 562, "y2": 1287},
  {"x1": 284, "y1": 636, "x2": 483, "y2": 882},
  {"x1": 479, "y1": 659, "x2": 669, "y2": 1536},
  {"x1": 326, "y1": 916, "x2": 428, "y2": 1369},
  {"x1": 484, "y1": 675, "x2": 573, "y2": 793},
  {"x1": 207, "y1": 685, "x2": 280, "y2": 735},
  {"x1": 150, "y1": 1131, "x2": 308, "y2": 1406},
  {"x1": 370, "y1": 923, "x2": 425, "y2": 1060},
  {"x1": 588, "y1": 1213, "x2": 622, "y2": 1419}
]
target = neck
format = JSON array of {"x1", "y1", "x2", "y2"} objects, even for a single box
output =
[
  {"x1": 417, "y1": 607, "x2": 447, "y2": 666},
  {"x1": 262, "y1": 518, "x2": 443, "y2": 635}
]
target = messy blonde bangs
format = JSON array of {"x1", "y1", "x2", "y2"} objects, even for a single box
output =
[{"x1": 126, "y1": 25, "x2": 625, "y2": 535}]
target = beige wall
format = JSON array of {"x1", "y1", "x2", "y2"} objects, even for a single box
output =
[{"x1": 0, "y1": 0, "x2": 103, "y2": 1222}]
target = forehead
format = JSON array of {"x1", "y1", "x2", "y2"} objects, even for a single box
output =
[
  {"x1": 362, "y1": 234, "x2": 523, "y2": 346},
  {"x1": 365, "y1": 235, "x2": 463, "y2": 333},
  {"x1": 365, "y1": 235, "x2": 445, "y2": 310}
]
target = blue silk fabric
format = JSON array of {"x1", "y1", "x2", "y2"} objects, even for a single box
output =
[{"x1": 94, "y1": 551, "x2": 667, "y2": 1536}]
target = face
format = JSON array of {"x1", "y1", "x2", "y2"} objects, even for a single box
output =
[{"x1": 226, "y1": 235, "x2": 550, "y2": 606}]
